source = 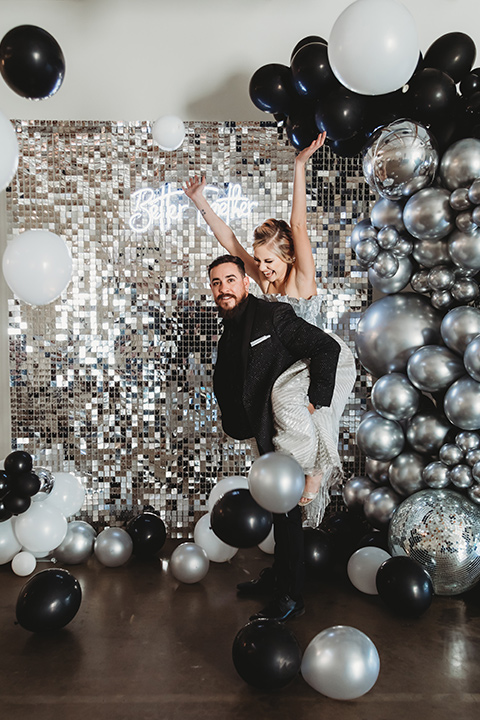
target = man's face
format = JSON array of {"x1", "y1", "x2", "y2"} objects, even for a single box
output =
[{"x1": 209, "y1": 262, "x2": 250, "y2": 316}]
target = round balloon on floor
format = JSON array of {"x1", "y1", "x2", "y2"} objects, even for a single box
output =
[
  {"x1": 126, "y1": 512, "x2": 167, "y2": 557},
  {"x1": 193, "y1": 513, "x2": 237, "y2": 562},
  {"x1": 376, "y1": 556, "x2": 433, "y2": 616},
  {"x1": 347, "y1": 546, "x2": 391, "y2": 594},
  {"x1": 211, "y1": 489, "x2": 272, "y2": 548},
  {"x1": 170, "y1": 542, "x2": 209, "y2": 583},
  {"x1": 16, "y1": 568, "x2": 82, "y2": 632}
]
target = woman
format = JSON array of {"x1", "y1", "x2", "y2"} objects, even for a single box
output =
[{"x1": 183, "y1": 133, "x2": 356, "y2": 526}]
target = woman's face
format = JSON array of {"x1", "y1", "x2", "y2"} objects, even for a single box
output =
[{"x1": 253, "y1": 243, "x2": 287, "y2": 283}]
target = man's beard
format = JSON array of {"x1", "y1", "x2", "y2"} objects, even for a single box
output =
[{"x1": 217, "y1": 293, "x2": 249, "y2": 320}]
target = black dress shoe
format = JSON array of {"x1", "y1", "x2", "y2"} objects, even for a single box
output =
[
  {"x1": 249, "y1": 594, "x2": 305, "y2": 622},
  {"x1": 236, "y1": 567, "x2": 276, "y2": 596}
]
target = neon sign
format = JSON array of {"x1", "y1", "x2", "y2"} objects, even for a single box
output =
[{"x1": 129, "y1": 183, "x2": 257, "y2": 234}]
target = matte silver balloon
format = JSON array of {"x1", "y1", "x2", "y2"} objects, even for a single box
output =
[
  {"x1": 371, "y1": 197, "x2": 405, "y2": 231},
  {"x1": 377, "y1": 226, "x2": 399, "y2": 249},
  {"x1": 441, "y1": 305, "x2": 480, "y2": 355},
  {"x1": 365, "y1": 457, "x2": 391, "y2": 485},
  {"x1": 466, "y1": 448, "x2": 480, "y2": 467},
  {"x1": 388, "y1": 451, "x2": 428, "y2": 496},
  {"x1": 468, "y1": 178, "x2": 480, "y2": 204},
  {"x1": 427, "y1": 265, "x2": 455, "y2": 291},
  {"x1": 301, "y1": 625, "x2": 380, "y2": 700},
  {"x1": 439, "y1": 138, "x2": 480, "y2": 190},
  {"x1": 170, "y1": 542, "x2": 209, "y2": 584},
  {"x1": 355, "y1": 293, "x2": 442, "y2": 378},
  {"x1": 371, "y1": 372, "x2": 420, "y2": 421},
  {"x1": 412, "y1": 237, "x2": 450, "y2": 268},
  {"x1": 372, "y1": 250, "x2": 399, "y2": 278},
  {"x1": 351, "y1": 219, "x2": 377, "y2": 250},
  {"x1": 391, "y1": 236, "x2": 414, "y2": 258},
  {"x1": 362, "y1": 119, "x2": 438, "y2": 201},
  {"x1": 248, "y1": 452, "x2": 304, "y2": 513},
  {"x1": 355, "y1": 238, "x2": 380, "y2": 266},
  {"x1": 368, "y1": 256, "x2": 412, "y2": 294},
  {"x1": 410, "y1": 269, "x2": 430, "y2": 294},
  {"x1": 356, "y1": 412, "x2": 404, "y2": 461},
  {"x1": 94, "y1": 527, "x2": 133, "y2": 567},
  {"x1": 444, "y1": 375, "x2": 480, "y2": 430},
  {"x1": 473, "y1": 460, "x2": 480, "y2": 482},
  {"x1": 464, "y1": 335, "x2": 480, "y2": 381},
  {"x1": 451, "y1": 278, "x2": 479, "y2": 303},
  {"x1": 455, "y1": 431, "x2": 480, "y2": 452},
  {"x1": 449, "y1": 464, "x2": 473, "y2": 488},
  {"x1": 53, "y1": 520, "x2": 97, "y2": 564},
  {"x1": 455, "y1": 210, "x2": 475, "y2": 233},
  {"x1": 431, "y1": 290, "x2": 453, "y2": 310},
  {"x1": 448, "y1": 227, "x2": 480, "y2": 272},
  {"x1": 407, "y1": 345, "x2": 465, "y2": 392},
  {"x1": 405, "y1": 410, "x2": 453, "y2": 455},
  {"x1": 403, "y1": 187, "x2": 454, "y2": 240},
  {"x1": 364, "y1": 486, "x2": 402, "y2": 529},
  {"x1": 450, "y1": 187, "x2": 471, "y2": 211},
  {"x1": 342, "y1": 476, "x2": 376, "y2": 511},
  {"x1": 467, "y1": 484, "x2": 480, "y2": 503},
  {"x1": 439, "y1": 443, "x2": 464, "y2": 466},
  {"x1": 422, "y1": 461, "x2": 451, "y2": 488}
]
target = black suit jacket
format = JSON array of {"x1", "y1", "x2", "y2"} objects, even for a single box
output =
[{"x1": 213, "y1": 295, "x2": 341, "y2": 454}]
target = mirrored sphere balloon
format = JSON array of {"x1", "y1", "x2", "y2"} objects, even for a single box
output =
[
  {"x1": 356, "y1": 413, "x2": 404, "y2": 461},
  {"x1": 439, "y1": 138, "x2": 480, "y2": 190},
  {"x1": 448, "y1": 227, "x2": 480, "y2": 271},
  {"x1": 456, "y1": 431, "x2": 480, "y2": 452},
  {"x1": 355, "y1": 293, "x2": 442, "y2": 378},
  {"x1": 450, "y1": 187, "x2": 471, "y2": 211},
  {"x1": 403, "y1": 187, "x2": 454, "y2": 240},
  {"x1": 342, "y1": 476, "x2": 376, "y2": 511},
  {"x1": 53, "y1": 520, "x2": 96, "y2": 564},
  {"x1": 444, "y1": 375, "x2": 480, "y2": 430},
  {"x1": 372, "y1": 250, "x2": 399, "y2": 278},
  {"x1": 388, "y1": 451, "x2": 428, "y2": 496},
  {"x1": 407, "y1": 345, "x2": 465, "y2": 392},
  {"x1": 372, "y1": 373, "x2": 420, "y2": 421},
  {"x1": 389, "y1": 489, "x2": 480, "y2": 594},
  {"x1": 464, "y1": 335, "x2": 480, "y2": 381},
  {"x1": 371, "y1": 197, "x2": 405, "y2": 231},
  {"x1": 449, "y1": 464, "x2": 473, "y2": 488},
  {"x1": 170, "y1": 542, "x2": 209, "y2": 584},
  {"x1": 301, "y1": 626, "x2": 380, "y2": 700},
  {"x1": 365, "y1": 457, "x2": 390, "y2": 485},
  {"x1": 364, "y1": 486, "x2": 402, "y2": 529},
  {"x1": 439, "y1": 443, "x2": 464, "y2": 466},
  {"x1": 405, "y1": 411, "x2": 453, "y2": 455},
  {"x1": 94, "y1": 527, "x2": 133, "y2": 567},
  {"x1": 451, "y1": 278, "x2": 479, "y2": 302},
  {"x1": 441, "y1": 305, "x2": 480, "y2": 355},
  {"x1": 422, "y1": 461, "x2": 451, "y2": 488},
  {"x1": 248, "y1": 452, "x2": 305, "y2": 513},
  {"x1": 412, "y1": 237, "x2": 450, "y2": 268},
  {"x1": 362, "y1": 119, "x2": 438, "y2": 200},
  {"x1": 368, "y1": 256, "x2": 412, "y2": 294}
]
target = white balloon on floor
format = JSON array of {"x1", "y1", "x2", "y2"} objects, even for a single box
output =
[
  {"x1": 207, "y1": 476, "x2": 249, "y2": 512},
  {"x1": 11, "y1": 551, "x2": 37, "y2": 576},
  {"x1": 258, "y1": 525, "x2": 275, "y2": 554},
  {"x1": 194, "y1": 513, "x2": 238, "y2": 562},
  {"x1": 347, "y1": 546, "x2": 391, "y2": 594}
]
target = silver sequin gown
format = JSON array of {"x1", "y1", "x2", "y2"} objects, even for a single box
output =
[{"x1": 263, "y1": 294, "x2": 357, "y2": 528}]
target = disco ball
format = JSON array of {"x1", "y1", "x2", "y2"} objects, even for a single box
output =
[{"x1": 388, "y1": 489, "x2": 480, "y2": 595}]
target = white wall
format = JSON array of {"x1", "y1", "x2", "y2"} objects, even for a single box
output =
[{"x1": 0, "y1": 0, "x2": 478, "y2": 121}]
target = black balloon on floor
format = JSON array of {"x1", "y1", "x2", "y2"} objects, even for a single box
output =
[
  {"x1": 376, "y1": 556, "x2": 434, "y2": 617},
  {"x1": 211, "y1": 488, "x2": 272, "y2": 548},
  {"x1": 126, "y1": 512, "x2": 167, "y2": 557},
  {"x1": 232, "y1": 619, "x2": 302, "y2": 690},
  {"x1": 303, "y1": 527, "x2": 333, "y2": 578},
  {"x1": 16, "y1": 569, "x2": 82, "y2": 632}
]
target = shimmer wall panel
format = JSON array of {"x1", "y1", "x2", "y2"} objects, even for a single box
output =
[{"x1": 6, "y1": 121, "x2": 373, "y2": 535}]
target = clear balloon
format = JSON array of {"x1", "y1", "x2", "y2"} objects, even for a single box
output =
[
  {"x1": 388, "y1": 451, "x2": 428, "y2": 496},
  {"x1": 0, "y1": 110, "x2": 19, "y2": 192},
  {"x1": 11, "y1": 551, "x2": 37, "y2": 576},
  {"x1": 152, "y1": 115, "x2": 185, "y2": 151},
  {"x1": 403, "y1": 188, "x2": 454, "y2": 240},
  {"x1": 301, "y1": 625, "x2": 380, "y2": 699},
  {"x1": 371, "y1": 372, "x2": 420, "y2": 421},
  {"x1": 356, "y1": 412, "x2": 404, "y2": 461},
  {"x1": 440, "y1": 138, "x2": 480, "y2": 190},
  {"x1": 407, "y1": 345, "x2": 465, "y2": 392},
  {"x1": 53, "y1": 520, "x2": 96, "y2": 564},
  {"x1": 248, "y1": 452, "x2": 304, "y2": 514},
  {"x1": 170, "y1": 542, "x2": 209, "y2": 583},
  {"x1": 347, "y1": 546, "x2": 391, "y2": 594},
  {"x1": 193, "y1": 513, "x2": 238, "y2": 563},
  {"x1": 94, "y1": 527, "x2": 133, "y2": 567},
  {"x1": 14, "y1": 501, "x2": 67, "y2": 554},
  {"x1": 444, "y1": 375, "x2": 480, "y2": 430},
  {"x1": 441, "y1": 305, "x2": 480, "y2": 355},
  {"x1": 47, "y1": 472, "x2": 85, "y2": 517}
]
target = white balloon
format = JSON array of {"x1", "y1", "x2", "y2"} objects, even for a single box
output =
[
  {"x1": 47, "y1": 472, "x2": 86, "y2": 517},
  {"x1": 2, "y1": 230, "x2": 72, "y2": 306},
  {"x1": 0, "y1": 518, "x2": 22, "y2": 564},
  {"x1": 258, "y1": 525, "x2": 275, "y2": 554},
  {"x1": 193, "y1": 513, "x2": 238, "y2": 562},
  {"x1": 347, "y1": 546, "x2": 391, "y2": 594},
  {"x1": 328, "y1": 0, "x2": 419, "y2": 95},
  {"x1": 11, "y1": 551, "x2": 37, "y2": 576},
  {"x1": 152, "y1": 115, "x2": 185, "y2": 151},
  {"x1": 14, "y1": 501, "x2": 68, "y2": 553},
  {"x1": 207, "y1": 476, "x2": 249, "y2": 512},
  {"x1": 0, "y1": 110, "x2": 19, "y2": 192}
]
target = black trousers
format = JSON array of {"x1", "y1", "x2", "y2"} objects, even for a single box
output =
[{"x1": 272, "y1": 505, "x2": 305, "y2": 601}]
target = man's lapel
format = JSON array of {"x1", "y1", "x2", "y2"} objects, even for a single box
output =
[{"x1": 241, "y1": 295, "x2": 258, "y2": 382}]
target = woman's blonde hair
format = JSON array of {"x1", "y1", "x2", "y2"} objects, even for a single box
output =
[{"x1": 253, "y1": 219, "x2": 295, "y2": 265}]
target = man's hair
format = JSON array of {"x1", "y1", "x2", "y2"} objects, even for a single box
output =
[{"x1": 208, "y1": 254, "x2": 246, "y2": 277}]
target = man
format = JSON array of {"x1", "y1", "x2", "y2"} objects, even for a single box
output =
[{"x1": 209, "y1": 254, "x2": 340, "y2": 621}]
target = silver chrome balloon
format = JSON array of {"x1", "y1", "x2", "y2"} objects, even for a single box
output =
[
  {"x1": 448, "y1": 227, "x2": 480, "y2": 272},
  {"x1": 356, "y1": 412, "x2": 404, "y2": 461},
  {"x1": 342, "y1": 476, "x2": 376, "y2": 511},
  {"x1": 170, "y1": 542, "x2": 210, "y2": 584},
  {"x1": 451, "y1": 278, "x2": 479, "y2": 303},
  {"x1": 403, "y1": 187, "x2": 454, "y2": 240},
  {"x1": 355, "y1": 238, "x2": 380, "y2": 266},
  {"x1": 405, "y1": 410, "x2": 453, "y2": 455},
  {"x1": 350, "y1": 219, "x2": 377, "y2": 250},
  {"x1": 364, "y1": 486, "x2": 402, "y2": 529},
  {"x1": 372, "y1": 250, "x2": 399, "y2": 278},
  {"x1": 427, "y1": 265, "x2": 455, "y2": 291},
  {"x1": 472, "y1": 204, "x2": 480, "y2": 226},
  {"x1": 407, "y1": 344, "x2": 465, "y2": 392},
  {"x1": 94, "y1": 527, "x2": 133, "y2": 567},
  {"x1": 368, "y1": 257, "x2": 412, "y2": 294},
  {"x1": 365, "y1": 457, "x2": 391, "y2": 485},
  {"x1": 464, "y1": 335, "x2": 480, "y2": 382},
  {"x1": 388, "y1": 451, "x2": 428, "y2": 496},
  {"x1": 388, "y1": 489, "x2": 480, "y2": 594},
  {"x1": 391, "y1": 236, "x2": 414, "y2": 258},
  {"x1": 371, "y1": 372, "x2": 420, "y2": 421},
  {"x1": 410, "y1": 269, "x2": 431, "y2": 294},
  {"x1": 431, "y1": 290, "x2": 453, "y2": 310},
  {"x1": 455, "y1": 431, "x2": 480, "y2": 452},
  {"x1": 53, "y1": 520, "x2": 97, "y2": 564},
  {"x1": 439, "y1": 138, "x2": 480, "y2": 191},
  {"x1": 412, "y1": 237, "x2": 450, "y2": 268},
  {"x1": 444, "y1": 375, "x2": 480, "y2": 430},
  {"x1": 377, "y1": 226, "x2": 399, "y2": 249},
  {"x1": 468, "y1": 177, "x2": 480, "y2": 204},
  {"x1": 248, "y1": 452, "x2": 305, "y2": 514},
  {"x1": 441, "y1": 305, "x2": 480, "y2": 355},
  {"x1": 449, "y1": 464, "x2": 473, "y2": 489},
  {"x1": 467, "y1": 484, "x2": 480, "y2": 503},
  {"x1": 455, "y1": 210, "x2": 475, "y2": 233},
  {"x1": 371, "y1": 197, "x2": 405, "y2": 231},
  {"x1": 466, "y1": 448, "x2": 480, "y2": 467},
  {"x1": 450, "y1": 187, "x2": 471, "y2": 211},
  {"x1": 422, "y1": 461, "x2": 451, "y2": 488},
  {"x1": 439, "y1": 443, "x2": 464, "y2": 466},
  {"x1": 473, "y1": 460, "x2": 480, "y2": 482},
  {"x1": 355, "y1": 293, "x2": 442, "y2": 378}
]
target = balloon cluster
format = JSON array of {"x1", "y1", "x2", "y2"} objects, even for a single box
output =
[{"x1": 0, "y1": 451, "x2": 40, "y2": 521}]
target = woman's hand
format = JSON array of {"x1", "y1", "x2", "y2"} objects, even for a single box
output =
[
  {"x1": 183, "y1": 176, "x2": 206, "y2": 201},
  {"x1": 295, "y1": 132, "x2": 327, "y2": 166}
]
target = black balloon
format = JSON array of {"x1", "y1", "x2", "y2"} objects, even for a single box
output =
[
  {"x1": 0, "y1": 500, "x2": 12, "y2": 522},
  {"x1": 12, "y1": 471, "x2": 40, "y2": 498},
  {"x1": 315, "y1": 89, "x2": 369, "y2": 141},
  {"x1": 355, "y1": 530, "x2": 390, "y2": 553},
  {"x1": 376, "y1": 556, "x2": 434, "y2": 617},
  {"x1": 249, "y1": 63, "x2": 295, "y2": 115},
  {"x1": 406, "y1": 68, "x2": 457, "y2": 124},
  {"x1": 327, "y1": 132, "x2": 368, "y2": 159},
  {"x1": 232, "y1": 619, "x2": 302, "y2": 690},
  {"x1": 126, "y1": 512, "x2": 167, "y2": 557},
  {"x1": 16, "y1": 569, "x2": 82, "y2": 632},
  {"x1": 291, "y1": 42, "x2": 340, "y2": 99},
  {"x1": 319, "y1": 510, "x2": 369, "y2": 564},
  {"x1": 290, "y1": 35, "x2": 327, "y2": 62},
  {"x1": 303, "y1": 527, "x2": 333, "y2": 578},
  {"x1": 0, "y1": 470, "x2": 10, "y2": 500},
  {"x1": 0, "y1": 25, "x2": 66, "y2": 100},
  {"x1": 3, "y1": 493, "x2": 31, "y2": 515},
  {"x1": 4, "y1": 450, "x2": 33, "y2": 477},
  {"x1": 460, "y1": 68, "x2": 480, "y2": 97},
  {"x1": 424, "y1": 32, "x2": 476, "y2": 84},
  {"x1": 211, "y1": 488, "x2": 272, "y2": 548},
  {"x1": 285, "y1": 106, "x2": 319, "y2": 150}
]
